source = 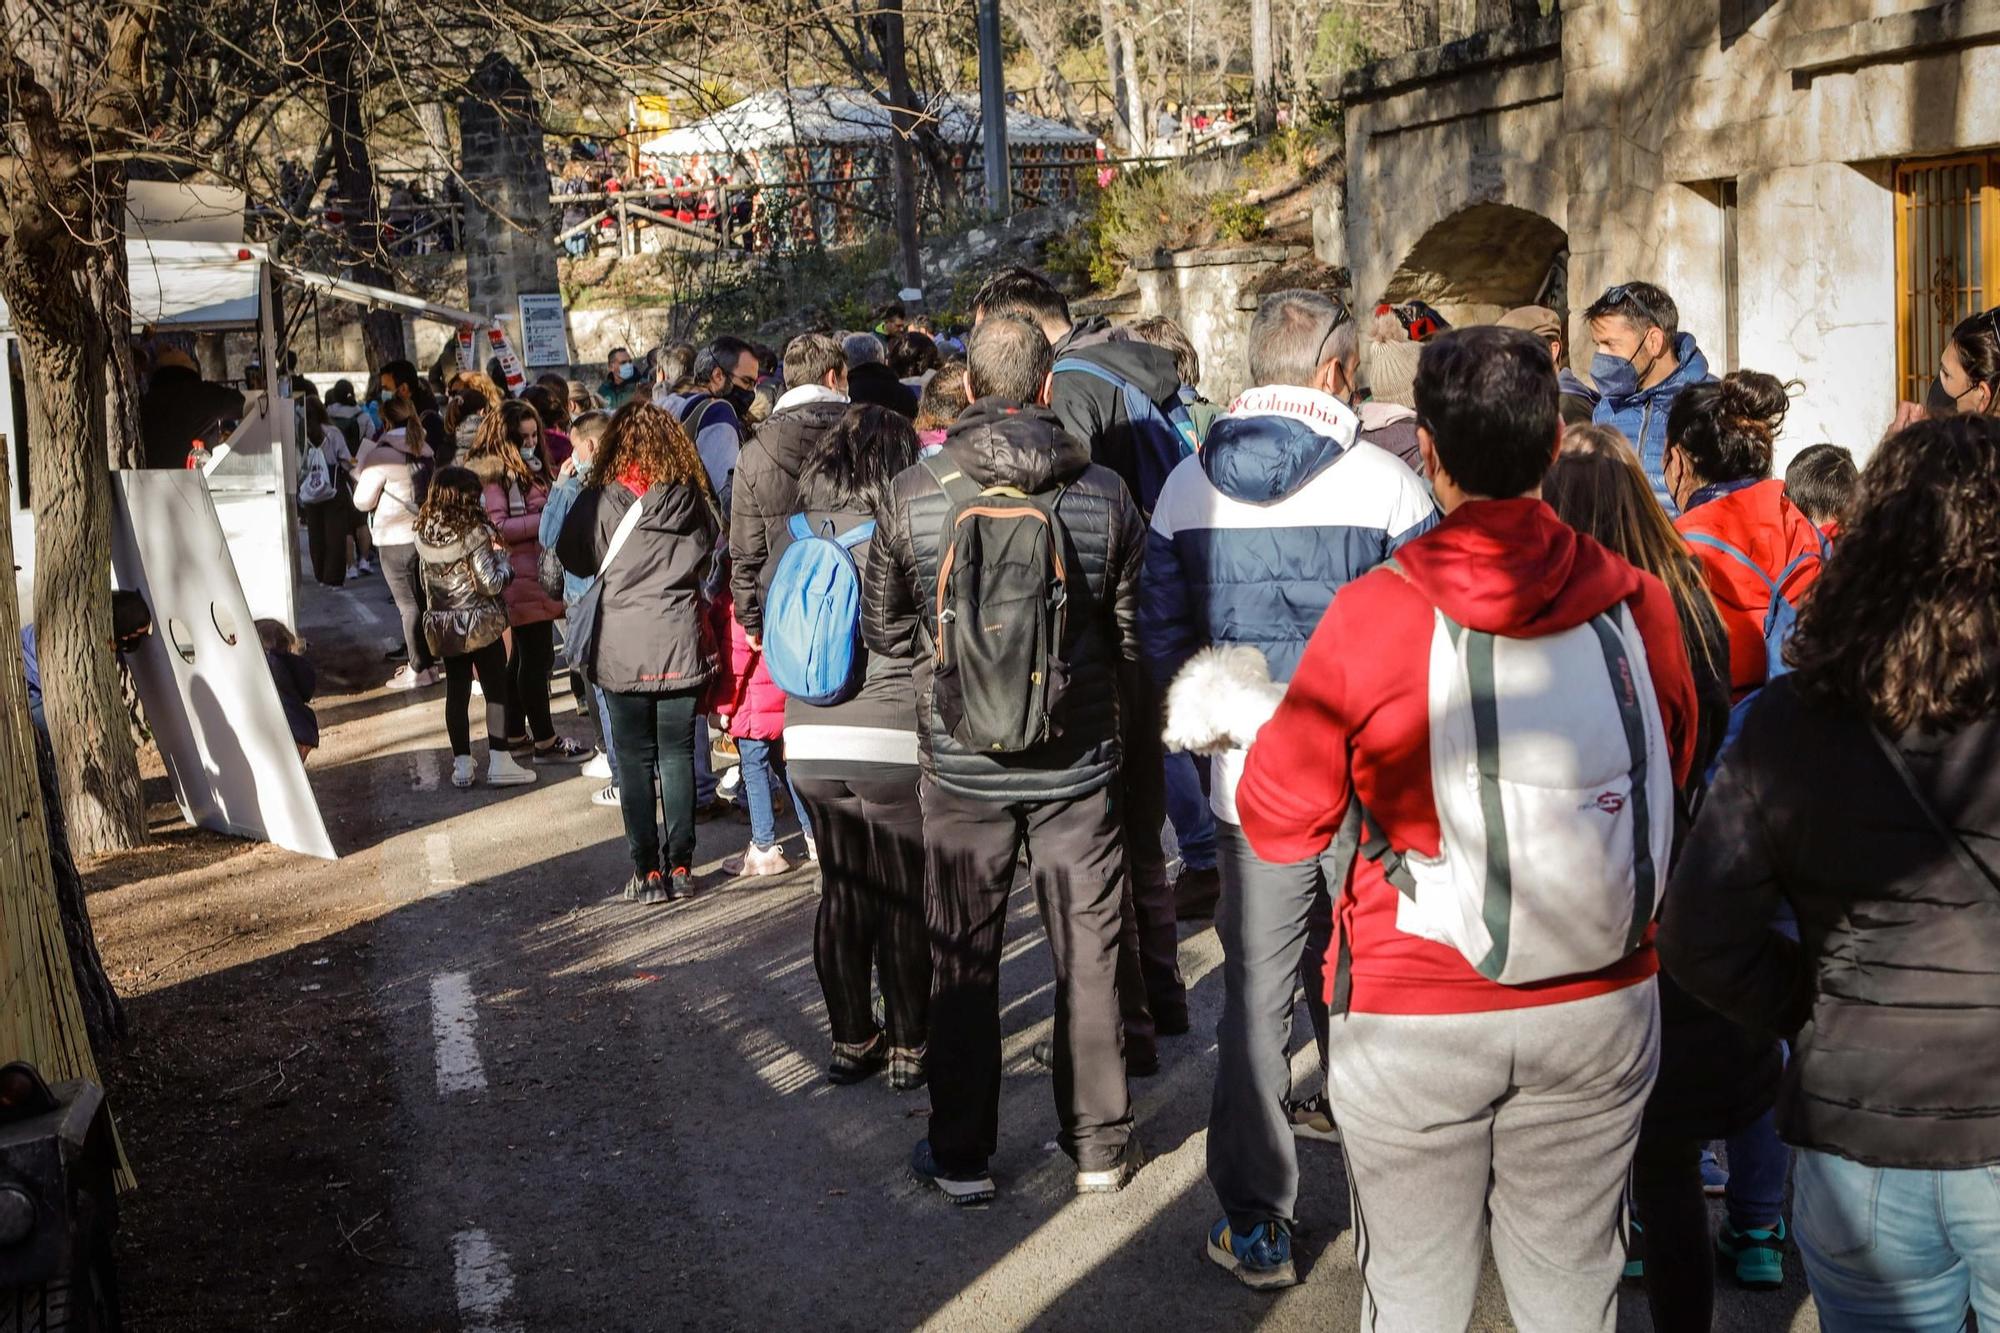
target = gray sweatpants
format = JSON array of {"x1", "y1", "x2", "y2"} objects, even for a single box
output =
[
  {"x1": 1328, "y1": 980, "x2": 1660, "y2": 1333},
  {"x1": 1205, "y1": 820, "x2": 1337, "y2": 1232}
]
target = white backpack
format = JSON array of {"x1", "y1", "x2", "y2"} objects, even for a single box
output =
[
  {"x1": 1388, "y1": 562, "x2": 1673, "y2": 985},
  {"x1": 298, "y1": 440, "x2": 335, "y2": 503}
]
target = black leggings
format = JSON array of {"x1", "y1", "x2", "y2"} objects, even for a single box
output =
[
  {"x1": 301, "y1": 498, "x2": 352, "y2": 586},
  {"x1": 795, "y1": 773, "x2": 930, "y2": 1050},
  {"x1": 443, "y1": 638, "x2": 510, "y2": 755},
  {"x1": 503, "y1": 620, "x2": 556, "y2": 745},
  {"x1": 1631, "y1": 1128, "x2": 1715, "y2": 1333}
]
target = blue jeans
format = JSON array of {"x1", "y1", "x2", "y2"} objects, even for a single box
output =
[
  {"x1": 1725, "y1": 913, "x2": 1800, "y2": 1231},
  {"x1": 1796, "y1": 1148, "x2": 2000, "y2": 1332},
  {"x1": 1163, "y1": 752, "x2": 1216, "y2": 872},
  {"x1": 735, "y1": 737, "x2": 811, "y2": 850},
  {"x1": 593, "y1": 686, "x2": 617, "y2": 770}
]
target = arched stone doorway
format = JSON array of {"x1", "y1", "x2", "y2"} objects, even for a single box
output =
[{"x1": 1380, "y1": 203, "x2": 1568, "y2": 326}]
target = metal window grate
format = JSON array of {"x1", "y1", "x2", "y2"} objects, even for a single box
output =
[{"x1": 1897, "y1": 156, "x2": 1995, "y2": 405}]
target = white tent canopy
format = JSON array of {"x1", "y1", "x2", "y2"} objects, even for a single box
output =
[{"x1": 638, "y1": 86, "x2": 1097, "y2": 160}]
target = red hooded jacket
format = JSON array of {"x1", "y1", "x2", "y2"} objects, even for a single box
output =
[
  {"x1": 1237, "y1": 498, "x2": 1700, "y2": 1015},
  {"x1": 1674, "y1": 479, "x2": 1825, "y2": 702}
]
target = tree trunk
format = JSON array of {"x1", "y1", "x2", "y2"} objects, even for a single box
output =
[
  {"x1": 1011, "y1": 7, "x2": 1088, "y2": 131},
  {"x1": 1118, "y1": 19, "x2": 1146, "y2": 153},
  {"x1": 323, "y1": 15, "x2": 406, "y2": 369},
  {"x1": 876, "y1": 0, "x2": 925, "y2": 295},
  {"x1": 1251, "y1": 0, "x2": 1276, "y2": 134},
  {"x1": 1098, "y1": 0, "x2": 1134, "y2": 151}
]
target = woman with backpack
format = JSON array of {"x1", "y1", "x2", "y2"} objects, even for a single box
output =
[
  {"x1": 776, "y1": 405, "x2": 928, "y2": 1089},
  {"x1": 355, "y1": 398, "x2": 438, "y2": 690},
  {"x1": 299, "y1": 395, "x2": 360, "y2": 587},
  {"x1": 1662, "y1": 413, "x2": 2000, "y2": 1331},
  {"x1": 464, "y1": 399, "x2": 592, "y2": 765},
  {"x1": 414, "y1": 467, "x2": 537, "y2": 790},
  {"x1": 1545, "y1": 424, "x2": 1781, "y2": 1330},
  {"x1": 556, "y1": 401, "x2": 721, "y2": 905}
]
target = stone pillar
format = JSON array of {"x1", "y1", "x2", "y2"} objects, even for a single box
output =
[{"x1": 459, "y1": 54, "x2": 559, "y2": 343}]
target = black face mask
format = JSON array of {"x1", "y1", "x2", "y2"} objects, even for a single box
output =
[
  {"x1": 724, "y1": 385, "x2": 754, "y2": 415},
  {"x1": 1926, "y1": 376, "x2": 1960, "y2": 417}
]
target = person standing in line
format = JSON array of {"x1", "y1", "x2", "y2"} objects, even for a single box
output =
[
  {"x1": 354, "y1": 397, "x2": 438, "y2": 691},
  {"x1": 415, "y1": 467, "x2": 537, "y2": 790},
  {"x1": 785, "y1": 405, "x2": 929, "y2": 1089},
  {"x1": 1782, "y1": 443, "x2": 1858, "y2": 539},
  {"x1": 1662, "y1": 414, "x2": 2000, "y2": 1333},
  {"x1": 464, "y1": 399, "x2": 593, "y2": 765},
  {"x1": 599, "y1": 346, "x2": 644, "y2": 410},
  {"x1": 557, "y1": 402, "x2": 721, "y2": 905},
  {"x1": 539, "y1": 411, "x2": 621, "y2": 807},
  {"x1": 1146, "y1": 289, "x2": 1438, "y2": 1290},
  {"x1": 865, "y1": 313, "x2": 1145, "y2": 1206},
  {"x1": 1233, "y1": 326, "x2": 1700, "y2": 1330},
  {"x1": 1584, "y1": 281, "x2": 1716, "y2": 513}
]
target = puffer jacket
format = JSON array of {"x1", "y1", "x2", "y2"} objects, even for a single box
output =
[
  {"x1": 728, "y1": 388, "x2": 849, "y2": 636},
  {"x1": 863, "y1": 397, "x2": 1144, "y2": 802},
  {"x1": 416, "y1": 518, "x2": 512, "y2": 659},
  {"x1": 710, "y1": 597, "x2": 787, "y2": 741},
  {"x1": 555, "y1": 477, "x2": 719, "y2": 695},
  {"x1": 1661, "y1": 680, "x2": 2000, "y2": 1168},
  {"x1": 1592, "y1": 331, "x2": 1714, "y2": 513},
  {"x1": 1675, "y1": 477, "x2": 1825, "y2": 701},
  {"x1": 470, "y1": 454, "x2": 565, "y2": 626},
  {"x1": 1049, "y1": 318, "x2": 1185, "y2": 514},
  {"x1": 352, "y1": 429, "x2": 431, "y2": 547}
]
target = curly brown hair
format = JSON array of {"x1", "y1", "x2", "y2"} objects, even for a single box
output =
[
  {"x1": 465, "y1": 399, "x2": 548, "y2": 488},
  {"x1": 1788, "y1": 414, "x2": 2000, "y2": 732},
  {"x1": 586, "y1": 399, "x2": 712, "y2": 498}
]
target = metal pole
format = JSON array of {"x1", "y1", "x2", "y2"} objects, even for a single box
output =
[{"x1": 976, "y1": 0, "x2": 1010, "y2": 216}]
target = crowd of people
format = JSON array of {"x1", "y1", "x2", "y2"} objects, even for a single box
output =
[{"x1": 290, "y1": 266, "x2": 2000, "y2": 1332}]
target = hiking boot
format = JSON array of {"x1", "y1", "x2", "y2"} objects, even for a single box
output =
[
  {"x1": 1717, "y1": 1218, "x2": 1786, "y2": 1290},
  {"x1": 1206, "y1": 1218, "x2": 1299, "y2": 1291},
  {"x1": 622, "y1": 872, "x2": 647, "y2": 902},
  {"x1": 888, "y1": 1046, "x2": 927, "y2": 1091},
  {"x1": 486, "y1": 750, "x2": 537, "y2": 787},
  {"x1": 664, "y1": 867, "x2": 697, "y2": 902},
  {"x1": 1174, "y1": 865, "x2": 1221, "y2": 920},
  {"x1": 533, "y1": 735, "x2": 593, "y2": 763},
  {"x1": 910, "y1": 1138, "x2": 994, "y2": 1207},
  {"x1": 590, "y1": 784, "x2": 621, "y2": 807},
  {"x1": 1075, "y1": 1139, "x2": 1144, "y2": 1195},
  {"x1": 1286, "y1": 1091, "x2": 1340, "y2": 1144},
  {"x1": 451, "y1": 756, "x2": 475, "y2": 789},
  {"x1": 828, "y1": 1033, "x2": 888, "y2": 1085},
  {"x1": 722, "y1": 843, "x2": 794, "y2": 879}
]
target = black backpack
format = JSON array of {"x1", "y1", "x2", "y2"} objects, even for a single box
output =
[{"x1": 922, "y1": 454, "x2": 1071, "y2": 754}]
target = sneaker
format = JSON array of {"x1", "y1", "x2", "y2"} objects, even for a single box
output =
[
  {"x1": 1623, "y1": 1219, "x2": 1645, "y2": 1283},
  {"x1": 485, "y1": 750, "x2": 537, "y2": 787},
  {"x1": 356, "y1": 558, "x2": 376, "y2": 575},
  {"x1": 1700, "y1": 1148, "x2": 1729, "y2": 1196},
  {"x1": 664, "y1": 867, "x2": 696, "y2": 902},
  {"x1": 581, "y1": 752, "x2": 613, "y2": 779},
  {"x1": 344, "y1": 564, "x2": 361, "y2": 580},
  {"x1": 717, "y1": 766, "x2": 743, "y2": 800},
  {"x1": 387, "y1": 664, "x2": 425, "y2": 691},
  {"x1": 639, "y1": 871, "x2": 670, "y2": 905},
  {"x1": 828, "y1": 1033, "x2": 888, "y2": 1085},
  {"x1": 1286, "y1": 1091, "x2": 1340, "y2": 1144},
  {"x1": 722, "y1": 843, "x2": 794, "y2": 879},
  {"x1": 1075, "y1": 1139, "x2": 1144, "y2": 1195},
  {"x1": 1717, "y1": 1218, "x2": 1787, "y2": 1290},
  {"x1": 533, "y1": 735, "x2": 593, "y2": 763},
  {"x1": 1153, "y1": 1000, "x2": 1191, "y2": 1038},
  {"x1": 621, "y1": 873, "x2": 646, "y2": 902},
  {"x1": 451, "y1": 756, "x2": 475, "y2": 789},
  {"x1": 910, "y1": 1138, "x2": 994, "y2": 1207},
  {"x1": 1206, "y1": 1218, "x2": 1299, "y2": 1291},
  {"x1": 591, "y1": 784, "x2": 621, "y2": 807},
  {"x1": 469, "y1": 677, "x2": 483, "y2": 697},
  {"x1": 889, "y1": 1046, "x2": 927, "y2": 1091},
  {"x1": 1174, "y1": 865, "x2": 1221, "y2": 920}
]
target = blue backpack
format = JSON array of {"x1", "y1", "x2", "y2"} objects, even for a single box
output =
[
  {"x1": 1052, "y1": 358, "x2": 1203, "y2": 513},
  {"x1": 763, "y1": 514, "x2": 875, "y2": 706},
  {"x1": 1684, "y1": 530, "x2": 1830, "y2": 778}
]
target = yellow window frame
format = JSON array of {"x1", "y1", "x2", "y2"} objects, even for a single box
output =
[{"x1": 1895, "y1": 154, "x2": 2000, "y2": 405}]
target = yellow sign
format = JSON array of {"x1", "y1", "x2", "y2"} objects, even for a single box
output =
[{"x1": 632, "y1": 95, "x2": 674, "y2": 131}]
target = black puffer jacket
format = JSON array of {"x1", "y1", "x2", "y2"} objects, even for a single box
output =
[
  {"x1": 863, "y1": 398, "x2": 1144, "y2": 802},
  {"x1": 556, "y1": 479, "x2": 719, "y2": 695},
  {"x1": 729, "y1": 395, "x2": 849, "y2": 636},
  {"x1": 1049, "y1": 317, "x2": 1184, "y2": 513},
  {"x1": 1661, "y1": 678, "x2": 2000, "y2": 1168}
]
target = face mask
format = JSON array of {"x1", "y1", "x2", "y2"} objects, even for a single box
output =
[
  {"x1": 617, "y1": 363, "x2": 636, "y2": 382},
  {"x1": 1589, "y1": 350, "x2": 1642, "y2": 400},
  {"x1": 1926, "y1": 376, "x2": 1961, "y2": 417},
  {"x1": 725, "y1": 385, "x2": 754, "y2": 415}
]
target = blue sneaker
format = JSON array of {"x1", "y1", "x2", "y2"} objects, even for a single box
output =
[
  {"x1": 1622, "y1": 1219, "x2": 1644, "y2": 1283},
  {"x1": 1700, "y1": 1148, "x2": 1729, "y2": 1196},
  {"x1": 1206, "y1": 1218, "x2": 1299, "y2": 1290},
  {"x1": 910, "y1": 1138, "x2": 994, "y2": 1207},
  {"x1": 1717, "y1": 1217, "x2": 1787, "y2": 1291}
]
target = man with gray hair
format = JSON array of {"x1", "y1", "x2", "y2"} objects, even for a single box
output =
[
  {"x1": 1138, "y1": 287, "x2": 1437, "y2": 1289},
  {"x1": 840, "y1": 329, "x2": 918, "y2": 417}
]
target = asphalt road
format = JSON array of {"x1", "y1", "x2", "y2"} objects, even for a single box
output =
[{"x1": 280, "y1": 574, "x2": 1820, "y2": 1332}]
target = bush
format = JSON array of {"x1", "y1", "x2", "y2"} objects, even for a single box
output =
[{"x1": 1210, "y1": 198, "x2": 1267, "y2": 243}]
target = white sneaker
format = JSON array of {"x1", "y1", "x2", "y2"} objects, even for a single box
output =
[
  {"x1": 451, "y1": 756, "x2": 475, "y2": 788},
  {"x1": 356, "y1": 558, "x2": 376, "y2": 575},
  {"x1": 470, "y1": 677, "x2": 483, "y2": 697},
  {"x1": 590, "y1": 784, "x2": 621, "y2": 807},
  {"x1": 718, "y1": 766, "x2": 743, "y2": 800},
  {"x1": 387, "y1": 664, "x2": 427, "y2": 691},
  {"x1": 581, "y1": 752, "x2": 613, "y2": 779},
  {"x1": 486, "y1": 750, "x2": 537, "y2": 787},
  {"x1": 721, "y1": 843, "x2": 794, "y2": 879},
  {"x1": 344, "y1": 565, "x2": 361, "y2": 580}
]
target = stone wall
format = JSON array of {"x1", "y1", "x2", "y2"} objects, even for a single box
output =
[
  {"x1": 459, "y1": 53, "x2": 565, "y2": 358},
  {"x1": 1131, "y1": 245, "x2": 1320, "y2": 405}
]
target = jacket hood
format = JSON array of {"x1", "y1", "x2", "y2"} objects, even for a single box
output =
[
  {"x1": 942, "y1": 398, "x2": 1090, "y2": 493},
  {"x1": 773, "y1": 384, "x2": 848, "y2": 414},
  {"x1": 1201, "y1": 409, "x2": 1348, "y2": 503},
  {"x1": 633, "y1": 477, "x2": 712, "y2": 536},
  {"x1": 415, "y1": 521, "x2": 484, "y2": 562},
  {"x1": 752, "y1": 396, "x2": 848, "y2": 480},
  {"x1": 1057, "y1": 332, "x2": 1184, "y2": 401},
  {"x1": 1621, "y1": 332, "x2": 1710, "y2": 405},
  {"x1": 1357, "y1": 399, "x2": 1417, "y2": 430},
  {"x1": 1390, "y1": 497, "x2": 1642, "y2": 637},
  {"x1": 1558, "y1": 367, "x2": 1601, "y2": 408},
  {"x1": 1678, "y1": 477, "x2": 1823, "y2": 575}
]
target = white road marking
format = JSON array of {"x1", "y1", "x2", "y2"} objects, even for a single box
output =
[
  {"x1": 411, "y1": 752, "x2": 439, "y2": 791},
  {"x1": 450, "y1": 1229, "x2": 522, "y2": 1333},
  {"x1": 425, "y1": 832, "x2": 458, "y2": 888},
  {"x1": 430, "y1": 972, "x2": 487, "y2": 1095}
]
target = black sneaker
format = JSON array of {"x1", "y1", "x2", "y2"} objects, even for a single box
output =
[
  {"x1": 1153, "y1": 1000, "x2": 1191, "y2": 1037},
  {"x1": 1174, "y1": 866, "x2": 1221, "y2": 920},
  {"x1": 1076, "y1": 1138, "x2": 1145, "y2": 1195},
  {"x1": 664, "y1": 867, "x2": 697, "y2": 902},
  {"x1": 829, "y1": 1033, "x2": 888, "y2": 1085},
  {"x1": 910, "y1": 1138, "x2": 994, "y2": 1206},
  {"x1": 622, "y1": 873, "x2": 646, "y2": 902},
  {"x1": 639, "y1": 871, "x2": 669, "y2": 905}
]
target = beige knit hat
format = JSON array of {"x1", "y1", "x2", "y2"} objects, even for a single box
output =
[{"x1": 1363, "y1": 310, "x2": 1422, "y2": 410}]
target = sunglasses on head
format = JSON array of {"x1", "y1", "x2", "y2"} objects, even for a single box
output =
[
  {"x1": 1599, "y1": 284, "x2": 1658, "y2": 327},
  {"x1": 1313, "y1": 297, "x2": 1355, "y2": 368}
]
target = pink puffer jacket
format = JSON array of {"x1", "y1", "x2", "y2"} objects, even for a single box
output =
[
  {"x1": 471, "y1": 455, "x2": 565, "y2": 626},
  {"x1": 710, "y1": 594, "x2": 787, "y2": 741}
]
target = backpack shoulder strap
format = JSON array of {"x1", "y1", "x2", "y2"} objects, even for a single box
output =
[
  {"x1": 1871, "y1": 727, "x2": 2000, "y2": 898},
  {"x1": 597, "y1": 493, "x2": 647, "y2": 581},
  {"x1": 921, "y1": 452, "x2": 981, "y2": 505},
  {"x1": 1589, "y1": 608, "x2": 1661, "y2": 950},
  {"x1": 1684, "y1": 531, "x2": 1781, "y2": 597},
  {"x1": 786, "y1": 512, "x2": 812, "y2": 542},
  {"x1": 834, "y1": 519, "x2": 876, "y2": 549}
]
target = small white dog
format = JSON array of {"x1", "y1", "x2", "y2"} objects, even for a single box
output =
[{"x1": 1162, "y1": 645, "x2": 1288, "y2": 756}]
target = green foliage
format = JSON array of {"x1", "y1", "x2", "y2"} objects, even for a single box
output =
[{"x1": 1210, "y1": 198, "x2": 1267, "y2": 243}]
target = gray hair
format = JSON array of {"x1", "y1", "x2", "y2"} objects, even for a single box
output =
[
  {"x1": 783, "y1": 331, "x2": 847, "y2": 390},
  {"x1": 1247, "y1": 289, "x2": 1355, "y2": 389},
  {"x1": 841, "y1": 331, "x2": 887, "y2": 368}
]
